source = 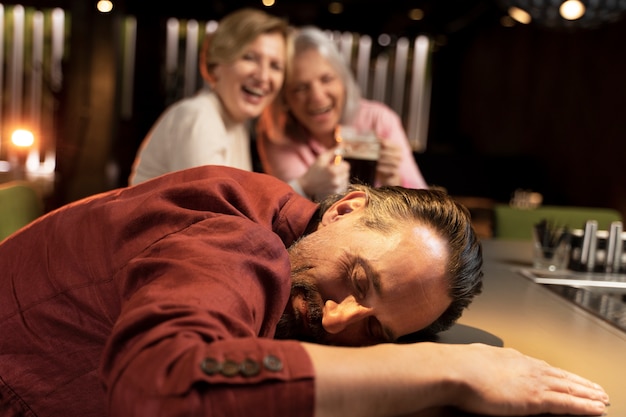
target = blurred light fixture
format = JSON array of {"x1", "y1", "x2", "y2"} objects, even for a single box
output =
[
  {"x1": 408, "y1": 8, "x2": 424, "y2": 21},
  {"x1": 497, "y1": 0, "x2": 626, "y2": 28},
  {"x1": 328, "y1": 2, "x2": 343, "y2": 15},
  {"x1": 508, "y1": 6, "x2": 532, "y2": 24},
  {"x1": 262, "y1": 0, "x2": 276, "y2": 7},
  {"x1": 96, "y1": 0, "x2": 113, "y2": 13},
  {"x1": 10, "y1": 129, "x2": 34, "y2": 173},
  {"x1": 377, "y1": 33, "x2": 391, "y2": 47},
  {"x1": 560, "y1": 0, "x2": 585, "y2": 20},
  {"x1": 11, "y1": 129, "x2": 34, "y2": 148},
  {"x1": 206, "y1": 20, "x2": 218, "y2": 34}
]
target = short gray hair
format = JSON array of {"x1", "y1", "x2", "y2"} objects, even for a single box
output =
[{"x1": 291, "y1": 26, "x2": 361, "y2": 122}]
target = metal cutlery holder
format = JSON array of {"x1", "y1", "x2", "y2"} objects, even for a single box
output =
[{"x1": 569, "y1": 220, "x2": 625, "y2": 273}]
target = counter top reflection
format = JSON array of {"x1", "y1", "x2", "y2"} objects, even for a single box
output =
[{"x1": 435, "y1": 239, "x2": 626, "y2": 417}]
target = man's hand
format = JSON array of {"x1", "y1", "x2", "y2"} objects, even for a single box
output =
[
  {"x1": 446, "y1": 343, "x2": 609, "y2": 417},
  {"x1": 302, "y1": 342, "x2": 609, "y2": 417}
]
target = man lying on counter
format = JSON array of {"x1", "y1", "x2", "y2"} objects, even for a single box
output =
[{"x1": 0, "y1": 165, "x2": 609, "y2": 417}]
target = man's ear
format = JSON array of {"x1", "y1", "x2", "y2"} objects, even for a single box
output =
[{"x1": 320, "y1": 191, "x2": 367, "y2": 226}]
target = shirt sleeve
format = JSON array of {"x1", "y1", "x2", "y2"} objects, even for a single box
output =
[
  {"x1": 153, "y1": 101, "x2": 232, "y2": 171},
  {"x1": 102, "y1": 218, "x2": 315, "y2": 417},
  {"x1": 130, "y1": 92, "x2": 242, "y2": 185},
  {"x1": 101, "y1": 167, "x2": 318, "y2": 417}
]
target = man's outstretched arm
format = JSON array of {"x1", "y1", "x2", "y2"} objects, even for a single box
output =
[{"x1": 302, "y1": 341, "x2": 609, "y2": 417}]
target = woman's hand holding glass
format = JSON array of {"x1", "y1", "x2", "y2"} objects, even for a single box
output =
[
  {"x1": 375, "y1": 138, "x2": 403, "y2": 186},
  {"x1": 298, "y1": 148, "x2": 350, "y2": 201}
]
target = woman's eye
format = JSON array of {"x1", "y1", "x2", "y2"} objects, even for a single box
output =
[
  {"x1": 321, "y1": 74, "x2": 336, "y2": 84},
  {"x1": 290, "y1": 84, "x2": 307, "y2": 94},
  {"x1": 242, "y1": 52, "x2": 256, "y2": 62}
]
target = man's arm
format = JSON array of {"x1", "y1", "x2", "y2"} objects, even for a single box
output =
[{"x1": 302, "y1": 341, "x2": 609, "y2": 417}]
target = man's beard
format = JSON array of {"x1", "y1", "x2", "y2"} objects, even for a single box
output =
[{"x1": 274, "y1": 269, "x2": 327, "y2": 343}]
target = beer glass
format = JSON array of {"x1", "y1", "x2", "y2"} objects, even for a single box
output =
[{"x1": 336, "y1": 126, "x2": 380, "y2": 185}]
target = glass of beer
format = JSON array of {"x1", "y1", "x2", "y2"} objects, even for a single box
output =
[{"x1": 336, "y1": 126, "x2": 380, "y2": 185}]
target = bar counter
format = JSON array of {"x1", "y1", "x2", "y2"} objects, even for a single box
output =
[{"x1": 447, "y1": 239, "x2": 626, "y2": 416}]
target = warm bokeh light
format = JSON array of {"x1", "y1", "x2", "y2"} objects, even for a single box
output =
[
  {"x1": 206, "y1": 20, "x2": 218, "y2": 34},
  {"x1": 96, "y1": 0, "x2": 113, "y2": 13},
  {"x1": 408, "y1": 8, "x2": 424, "y2": 21},
  {"x1": 560, "y1": 0, "x2": 586, "y2": 20},
  {"x1": 11, "y1": 129, "x2": 35, "y2": 148},
  {"x1": 508, "y1": 6, "x2": 532, "y2": 24},
  {"x1": 500, "y1": 15, "x2": 516, "y2": 27},
  {"x1": 262, "y1": 0, "x2": 276, "y2": 7},
  {"x1": 328, "y1": 2, "x2": 343, "y2": 14},
  {"x1": 377, "y1": 33, "x2": 391, "y2": 47}
]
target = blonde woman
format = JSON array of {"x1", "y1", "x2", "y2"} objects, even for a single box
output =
[{"x1": 130, "y1": 8, "x2": 289, "y2": 185}]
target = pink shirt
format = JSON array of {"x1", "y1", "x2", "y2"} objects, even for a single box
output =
[
  {"x1": 259, "y1": 98, "x2": 429, "y2": 189},
  {"x1": 0, "y1": 166, "x2": 317, "y2": 417}
]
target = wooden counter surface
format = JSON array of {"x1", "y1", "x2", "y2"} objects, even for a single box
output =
[{"x1": 453, "y1": 239, "x2": 626, "y2": 416}]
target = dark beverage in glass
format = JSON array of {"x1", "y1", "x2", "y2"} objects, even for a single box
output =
[
  {"x1": 344, "y1": 155, "x2": 378, "y2": 185},
  {"x1": 337, "y1": 126, "x2": 380, "y2": 186}
]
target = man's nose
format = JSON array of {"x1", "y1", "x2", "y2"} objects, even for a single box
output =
[{"x1": 322, "y1": 296, "x2": 372, "y2": 334}]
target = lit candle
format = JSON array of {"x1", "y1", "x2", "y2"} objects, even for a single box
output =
[
  {"x1": 46, "y1": 8, "x2": 65, "y2": 171},
  {"x1": 372, "y1": 53, "x2": 388, "y2": 102},
  {"x1": 205, "y1": 20, "x2": 218, "y2": 35},
  {"x1": 28, "y1": 11, "x2": 44, "y2": 169},
  {"x1": 339, "y1": 31, "x2": 353, "y2": 68},
  {"x1": 0, "y1": 4, "x2": 4, "y2": 158},
  {"x1": 165, "y1": 18, "x2": 179, "y2": 96},
  {"x1": 50, "y1": 8, "x2": 64, "y2": 92},
  {"x1": 10, "y1": 5, "x2": 24, "y2": 123},
  {"x1": 356, "y1": 35, "x2": 371, "y2": 96},
  {"x1": 121, "y1": 17, "x2": 136, "y2": 119},
  {"x1": 407, "y1": 35, "x2": 431, "y2": 152},
  {"x1": 392, "y1": 37, "x2": 409, "y2": 117},
  {"x1": 183, "y1": 19, "x2": 199, "y2": 97}
]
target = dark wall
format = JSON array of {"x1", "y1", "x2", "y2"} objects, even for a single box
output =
[
  {"x1": 420, "y1": 17, "x2": 626, "y2": 218},
  {"x1": 37, "y1": 0, "x2": 626, "y2": 221}
]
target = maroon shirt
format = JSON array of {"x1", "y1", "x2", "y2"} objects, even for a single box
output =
[{"x1": 0, "y1": 166, "x2": 318, "y2": 417}]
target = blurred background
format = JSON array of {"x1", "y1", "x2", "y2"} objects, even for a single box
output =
[{"x1": 1, "y1": 0, "x2": 625, "y2": 224}]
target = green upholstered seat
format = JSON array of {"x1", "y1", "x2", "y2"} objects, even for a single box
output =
[
  {"x1": 0, "y1": 181, "x2": 44, "y2": 241},
  {"x1": 493, "y1": 204, "x2": 623, "y2": 240}
]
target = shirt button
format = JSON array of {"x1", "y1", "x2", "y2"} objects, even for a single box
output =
[
  {"x1": 220, "y1": 359, "x2": 240, "y2": 377},
  {"x1": 240, "y1": 358, "x2": 261, "y2": 377},
  {"x1": 263, "y1": 355, "x2": 283, "y2": 372},
  {"x1": 200, "y1": 358, "x2": 221, "y2": 375}
]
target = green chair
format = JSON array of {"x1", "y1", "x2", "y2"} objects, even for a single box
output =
[
  {"x1": 0, "y1": 181, "x2": 44, "y2": 241},
  {"x1": 493, "y1": 204, "x2": 623, "y2": 240}
]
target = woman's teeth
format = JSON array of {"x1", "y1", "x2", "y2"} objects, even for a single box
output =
[{"x1": 243, "y1": 85, "x2": 265, "y2": 97}]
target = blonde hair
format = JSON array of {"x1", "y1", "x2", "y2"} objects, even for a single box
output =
[{"x1": 199, "y1": 8, "x2": 289, "y2": 83}]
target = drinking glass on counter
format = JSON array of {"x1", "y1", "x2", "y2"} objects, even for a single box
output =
[
  {"x1": 532, "y1": 220, "x2": 571, "y2": 271},
  {"x1": 336, "y1": 126, "x2": 380, "y2": 185}
]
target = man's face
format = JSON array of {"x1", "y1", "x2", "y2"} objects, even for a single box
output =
[{"x1": 277, "y1": 192, "x2": 452, "y2": 346}]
